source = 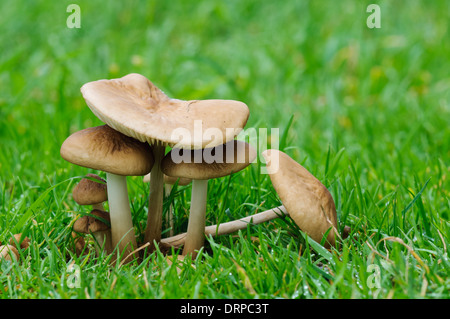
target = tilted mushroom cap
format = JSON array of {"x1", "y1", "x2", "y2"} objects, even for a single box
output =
[
  {"x1": 262, "y1": 149, "x2": 338, "y2": 246},
  {"x1": 73, "y1": 209, "x2": 111, "y2": 234},
  {"x1": 60, "y1": 125, "x2": 154, "y2": 176},
  {"x1": 80, "y1": 73, "x2": 250, "y2": 148},
  {"x1": 73, "y1": 173, "x2": 107, "y2": 205},
  {"x1": 161, "y1": 140, "x2": 257, "y2": 180}
]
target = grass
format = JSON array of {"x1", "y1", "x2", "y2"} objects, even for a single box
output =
[{"x1": 0, "y1": 0, "x2": 449, "y2": 299}]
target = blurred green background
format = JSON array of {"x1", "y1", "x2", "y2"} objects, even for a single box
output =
[
  {"x1": 1, "y1": 0, "x2": 449, "y2": 182},
  {"x1": 0, "y1": 0, "x2": 449, "y2": 298}
]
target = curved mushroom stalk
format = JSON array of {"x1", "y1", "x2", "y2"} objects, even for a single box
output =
[
  {"x1": 160, "y1": 206, "x2": 287, "y2": 251},
  {"x1": 144, "y1": 144, "x2": 165, "y2": 250}
]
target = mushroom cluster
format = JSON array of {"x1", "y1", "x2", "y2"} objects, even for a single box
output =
[{"x1": 60, "y1": 73, "x2": 347, "y2": 263}]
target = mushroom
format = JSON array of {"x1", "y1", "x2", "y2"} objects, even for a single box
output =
[
  {"x1": 80, "y1": 73, "x2": 249, "y2": 250},
  {"x1": 262, "y1": 149, "x2": 338, "y2": 247},
  {"x1": 60, "y1": 124, "x2": 154, "y2": 259},
  {"x1": 143, "y1": 174, "x2": 192, "y2": 236},
  {"x1": 0, "y1": 245, "x2": 19, "y2": 262},
  {"x1": 72, "y1": 173, "x2": 107, "y2": 211},
  {"x1": 73, "y1": 209, "x2": 113, "y2": 255},
  {"x1": 161, "y1": 140, "x2": 257, "y2": 256},
  {"x1": 9, "y1": 233, "x2": 31, "y2": 250},
  {"x1": 71, "y1": 231, "x2": 87, "y2": 257}
]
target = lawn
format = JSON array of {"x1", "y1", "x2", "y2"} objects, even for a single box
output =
[{"x1": 0, "y1": 0, "x2": 449, "y2": 299}]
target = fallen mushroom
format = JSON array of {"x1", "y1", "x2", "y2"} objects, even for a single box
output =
[
  {"x1": 143, "y1": 174, "x2": 192, "y2": 236},
  {"x1": 262, "y1": 149, "x2": 338, "y2": 247},
  {"x1": 73, "y1": 209, "x2": 113, "y2": 255},
  {"x1": 0, "y1": 244, "x2": 19, "y2": 262},
  {"x1": 161, "y1": 140, "x2": 257, "y2": 256},
  {"x1": 160, "y1": 206, "x2": 288, "y2": 250},
  {"x1": 72, "y1": 173, "x2": 107, "y2": 211},
  {"x1": 60, "y1": 124, "x2": 154, "y2": 260},
  {"x1": 80, "y1": 73, "x2": 249, "y2": 250}
]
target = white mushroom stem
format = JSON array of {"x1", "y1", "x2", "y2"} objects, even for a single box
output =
[
  {"x1": 162, "y1": 205, "x2": 287, "y2": 249},
  {"x1": 106, "y1": 172, "x2": 137, "y2": 257},
  {"x1": 182, "y1": 179, "x2": 209, "y2": 256},
  {"x1": 144, "y1": 144, "x2": 165, "y2": 249}
]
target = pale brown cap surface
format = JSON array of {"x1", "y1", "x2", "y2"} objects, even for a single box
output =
[
  {"x1": 80, "y1": 73, "x2": 250, "y2": 149},
  {"x1": 0, "y1": 245, "x2": 19, "y2": 261},
  {"x1": 60, "y1": 125, "x2": 154, "y2": 176},
  {"x1": 161, "y1": 140, "x2": 257, "y2": 180},
  {"x1": 262, "y1": 149, "x2": 338, "y2": 246},
  {"x1": 73, "y1": 173, "x2": 107, "y2": 205},
  {"x1": 73, "y1": 209, "x2": 111, "y2": 234}
]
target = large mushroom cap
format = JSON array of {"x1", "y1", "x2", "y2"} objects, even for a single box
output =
[
  {"x1": 60, "y1": 125, "x2": 154, "y2": 176},
  {"x1": 72, "y1": 173, "x2": 107, "y2": 205},
  {"x1": 161, "y1": 140, "x2": 257, "y2": 180},
  {"x1": 80, "y1": 73, "x2": 250, "y2": 148},
  {"x1": 262, "y1": 149, "x2": 338, "y2": 246}
]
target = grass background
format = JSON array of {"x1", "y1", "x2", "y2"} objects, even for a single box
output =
[{"x1": 0, "y1": 0, "x2": 449, "y2": 298}]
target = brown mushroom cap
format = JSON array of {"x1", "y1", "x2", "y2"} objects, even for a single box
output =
[
  {"x1": 60, "y1": 125, "x2": 154, "y2": 176},
  {"x1": 73, "y1": 209, "x2": 111, "y2": 234},
  {"x1": 262, "y1": 149, "x2": 338, "y2": 246},
  {"x1": 161, "y1": 140, "x2": 257, "y2": 180},
  {"x1": 72, "y1": 173, "x2": 107, "y2": 205},
  {"x1": 80, "y1": 73, "x2": 250, "y2": 149}
]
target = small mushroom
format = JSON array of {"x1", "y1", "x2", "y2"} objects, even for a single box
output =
[
  {"x1": 71, "y1": 231, "x2": 87, "y2": 257},
  {"x1": 0, "y1": 244, "x2": 19, "y2": 262},
  {"x1": 80, "y1": 73, "x2": 250, "y2": 250},
  {"x1": 9, "y1": 233, "x2": 31, "y2": 250},
  {"x1": 161, "y1": 140, "x2": 257, "y2": 256},
  {"x1": 73, "y1": 209, "x2": 113, "y2": 255},
  {"x1": 143, "y1": 174, "x2": 192, "y2": 237},
  {"x1": 262, "y1": 149, "x2": 338, "y2": 247},
  {"x1": 72, "y1": 173, "x2": 107, "y2": 211},
  {"x1": 61, "y1": 125, "x2": 154, "y2": 259}
]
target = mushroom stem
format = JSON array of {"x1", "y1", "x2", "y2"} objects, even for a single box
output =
[
  {"x1": 144, "y1": 144, "x2": 165, "y2": 250},
  {"x1": 92, "y1": 230, "x2": 113, "y2": 255},
  {"x1": 161, "y1": 205, "x2": 287, "y2": 249},
  {"x1": 106, "y1": 172, "x2": 137, "y2": 258},
  {"x1": 165, "y1": 184, "x2": 174, "y2": 236},
  {"x1": 92, "y1": 203, "x2": 104, "y2": 211},
  {"x1": 182, "y1": 179, "x2": 208, "y2": 256}
]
